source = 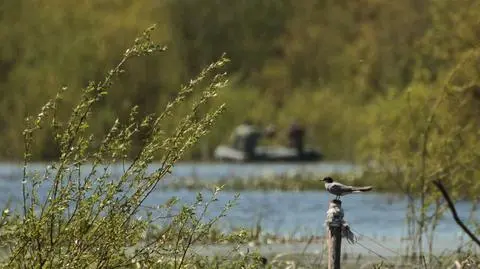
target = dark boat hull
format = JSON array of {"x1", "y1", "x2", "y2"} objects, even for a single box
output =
[{"x1": 213, "y1": 145, "x2": 324, "y2": 162}]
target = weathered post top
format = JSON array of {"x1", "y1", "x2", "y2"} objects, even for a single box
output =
[{"x1": 326, "y1": 199, "x2": 344, "y2": 227}]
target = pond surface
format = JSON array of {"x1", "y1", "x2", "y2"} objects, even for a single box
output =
[{"x1": 0, "y1": 161, "x2": 476, "y2": 254}]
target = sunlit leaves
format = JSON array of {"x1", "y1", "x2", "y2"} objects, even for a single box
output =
[{"x1": 0, "y1": 26, "x2": 255, "y2": 269}]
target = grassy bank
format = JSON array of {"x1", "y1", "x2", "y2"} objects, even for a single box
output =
[{"x1": 160, "y1": 170, "x2": 412, "y2": 195}]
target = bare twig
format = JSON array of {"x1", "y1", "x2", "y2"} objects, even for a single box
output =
[{"x1": 432, "y1": 180, "x2": 480, "y2": 247}]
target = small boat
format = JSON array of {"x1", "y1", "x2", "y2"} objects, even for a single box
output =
[{"x1": 213, "y1": 145, "x2": 324, "y2": 162}]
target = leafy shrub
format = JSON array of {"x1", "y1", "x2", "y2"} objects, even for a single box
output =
[{"x1": 0, "y1": 26, "x2": 259, "y2": 268}]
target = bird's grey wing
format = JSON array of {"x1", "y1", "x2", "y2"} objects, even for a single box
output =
[{"x1": 328, "y1": 182, "x2": 353, "y2": 195}]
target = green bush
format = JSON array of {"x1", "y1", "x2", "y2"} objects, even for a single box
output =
[{"x1": 0, "y1": 26, "x2": 262, "y2": 269}]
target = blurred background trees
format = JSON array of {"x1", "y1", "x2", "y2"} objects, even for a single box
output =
[{"x1": 0, "y1": 0, "x2": 479, "y2": 163}]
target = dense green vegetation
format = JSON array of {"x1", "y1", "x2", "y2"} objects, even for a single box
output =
[{"x1": 1, "y1": 0, "x2": 478, "y2": 162}]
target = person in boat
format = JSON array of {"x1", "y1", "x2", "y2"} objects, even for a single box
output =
[
  {"x1": 264, "y1": 124, "x2": 276, "y2": 139},
  {"x1": 288, "y1": 120, "x2": 305, "y2": 157},
  {"x1": 231, "y1": 119, "x2": 262, "y2": 160}
]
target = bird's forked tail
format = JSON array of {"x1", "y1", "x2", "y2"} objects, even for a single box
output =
[{"x1": 352, "y1": 186, "x2": 372, "y2": 192}]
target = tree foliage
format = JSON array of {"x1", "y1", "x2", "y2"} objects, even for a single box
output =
[{"x1": 0, "y1": 0, "x2": 479, "y2": 163}]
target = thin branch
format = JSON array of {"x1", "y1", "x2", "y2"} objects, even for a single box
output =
[{"x1": 432, "y1": 179, "x2": 480, "y2": 247}]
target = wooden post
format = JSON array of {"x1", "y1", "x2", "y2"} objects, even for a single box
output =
[{"x1": 326, "y1": 199, "x2": 343, "y2": 269}]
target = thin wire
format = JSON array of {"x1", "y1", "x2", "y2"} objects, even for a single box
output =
[
  {"x1": 351, "y1": 227, "x2": 402, "y2": 256},
  {"x1": 356, "y1": 241, "x2": 389, "y2": 261}
]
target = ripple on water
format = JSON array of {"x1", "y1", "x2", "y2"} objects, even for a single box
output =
[{"x1": 0, "y1": 162, "x2": 477, "y2": 252}]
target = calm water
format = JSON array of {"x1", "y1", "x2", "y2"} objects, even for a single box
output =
[{"x1": 0, "y1": 162, "x2": 476, "y2": 251}]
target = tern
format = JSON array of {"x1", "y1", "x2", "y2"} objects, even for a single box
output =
[{"x1": 322, "y1": 177, "x2": 372, "y2": 200}]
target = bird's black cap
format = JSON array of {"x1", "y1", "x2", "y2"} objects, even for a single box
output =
[{"x1": 322, "y1": 177, "x2": 334, "y2": 183}]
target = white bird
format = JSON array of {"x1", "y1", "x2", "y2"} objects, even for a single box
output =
[{"x1": 322, "y1": 177, "x2": 372, "y2": 200}]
